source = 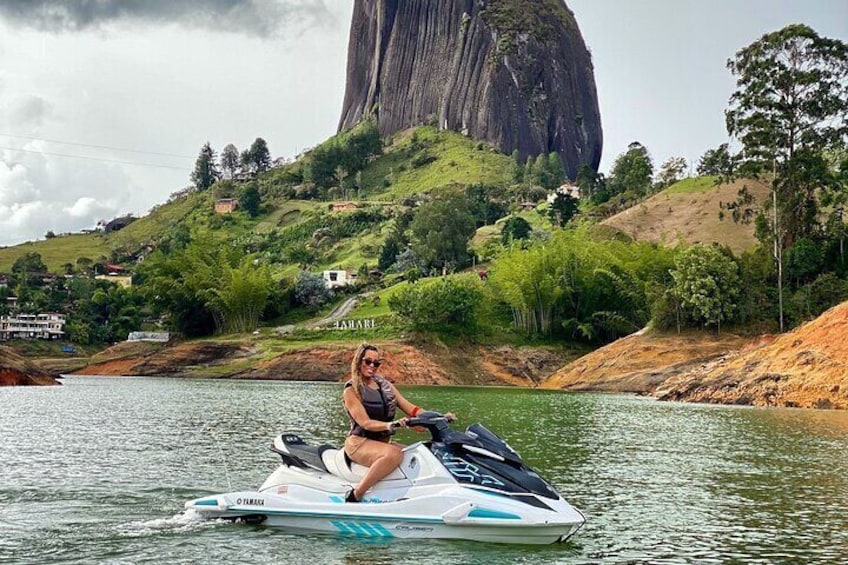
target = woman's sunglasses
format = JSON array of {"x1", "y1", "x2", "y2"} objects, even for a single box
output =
[{"x1": 362, "y1": 359, "x2": 382, "y2": 368}]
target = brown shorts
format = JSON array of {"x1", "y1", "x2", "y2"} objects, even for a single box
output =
[{"x1": 344, "y1": 435, "x2": 396, "y2": 467}]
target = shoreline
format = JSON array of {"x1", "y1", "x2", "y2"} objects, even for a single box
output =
[{"x1": 16, "y1": 301, "x2": 848, "y2": 410}]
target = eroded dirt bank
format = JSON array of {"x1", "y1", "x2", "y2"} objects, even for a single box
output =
[
  {"x1": 654, "y1": 302, "x2": 848, "y2": 409},
  {"x1": 1, "y1": 346, "x2": 61, "y2": 386},
  {"x1": 70, "y1": 339, "x2": 580, "y2": 387},
  {"x1": 543, "y1": 301, "x2": 848, "y2": 410}
]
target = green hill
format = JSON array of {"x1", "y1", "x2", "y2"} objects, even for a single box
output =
[{"x1": 0, "y1": 127, "x2": 514, "y2": 274}]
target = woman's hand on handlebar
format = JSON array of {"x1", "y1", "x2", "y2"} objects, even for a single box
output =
[
  {"x1": 388, "y1": 418, "x2": 409, "y2": 431},
  {"x1": 444, "y1": 412, "x2": 457, "y2": 423}
]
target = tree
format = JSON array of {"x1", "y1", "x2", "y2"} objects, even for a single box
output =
[
  {"x1": 607, "y1": 142, "x2": 654, "y2": 197},
  {"x1": 343, "y1": 119, "x2": 382, "y2": 172},
  {"x1": 465, "y1": 183, "x2": 507, "y2": 227},
  {"x1": 197, "y1": 257, "x2": 272, "y2": 334},
  {"x1": 12, "y1": 252, "x2": 47, "y2": 274},
  {"x1": 75, "y1": 256, "x2": 93, "y2": 272},
  {"x1": 378, "y1": 221, "x2": 408, "y2": 272},
  {"x1": 139, "y1": 242, "x2": 271, "y2": 335},
  {"x1": 220, "y1": 143, "x2": 240, "y2": 179},
  {"x1": 392, "y1": 247, "x2": 425, "y2": 274},
  {"x1": 191, "y1": 142, "x2": 220, "y2": 191},
  {"x1": 575, "y1": 163, "x2": 603, "y2": 200},
  {"x1": 244, "y1": 137, "x2": 272, "y2": 174},
  {"x1": 501, "y1": 216, "x2": 532, "y2": 244},
  {"x1": 530, "y1": 154, "x2": 552, "y2": 190},
  {"x1": 410, "y1": 188, "x2": 477, "y2": 270},
  {"x1": 656, "y1": 156, "x2": 688, "y2": 188},
  {"x1": 388, "y1": 275, "x2": 483, "y2": 334},
  {"x1": 547, "y1": 152, "x2": 566, "y2": 189},
  {"x1": 285, "y1": 242, "x2": 316, "y2": 269},
  {"x1": 548, "y1": 193, "x2": 580, "y2": 227},
  {"x1": 725, "y1": 24, "x2": 848, "y2": 330},
  {"x1": 294, "y1": 271, "x2": 333, "y2": 308},
  {"x1": 239, "y1": 184, "x2": 261, "y2": 217},
  {"x1": 785, "y1": 237, "x2": 823, "y2": 286},
  {"x1": 697, "y1": 143, "x2": 739, "y2": 177},
  {"x1": 510, "y1": 149, "x2": 524, "y2": 184},
  {"x1": 670, "y1": 245, "x2": 741, "y2": 333}
]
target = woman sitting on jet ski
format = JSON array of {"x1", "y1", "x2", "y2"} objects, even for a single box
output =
[{"x1": 343, "y1": 343, "x2": 454, "y2": 502}]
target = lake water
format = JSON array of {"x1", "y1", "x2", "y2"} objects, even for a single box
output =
[{"x1": 2, "y1": 376, "x2": 847, "y2": 564}]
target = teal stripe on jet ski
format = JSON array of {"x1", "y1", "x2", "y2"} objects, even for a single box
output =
[
  {"x1": 229, "y1": 506, "x2": 441, "y2": 524},
  {"x1": 330, "y1": 521, "x2": 394, "y2": 538},
  {"x1": 467, "y1": 507, "x2": 522, "y2": 520},
  {"x1": 333, "y1": 521, "x2": 357, "y2": 536},
  {"x1": 361, "y1": 522, "x2": 392, "y2": 538},
  {"x1": 347, "y1": 522, "x2": 371, "y2": 537},
  {"x1": 194, "y1": 499, "x2": 219, "y2": 506},
  {"x1": 371, "y1": 523, "x2": 394, "y2": 538}
]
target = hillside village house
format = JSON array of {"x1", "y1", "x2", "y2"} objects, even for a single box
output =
[
  {"x1": 330, "y1": 202, "x2": 358, "y2": 212},
  {"x1": 214, "y1": 198, "x2": 239, "y2": 214},
  {"x1": 95, "y1": 264, "x2": 133, "y2": 288},
  {"x1": 547, "y1": 182, "x2": 581, "y2": 204},
  {"x1": 0, "y1": 313, "x2": 65, "y2": 341},
  {"x1": 323, "y1": 270, "x2": 356, "y2": 289}
]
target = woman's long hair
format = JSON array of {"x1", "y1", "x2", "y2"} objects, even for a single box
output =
[{"x1": 349, "y1": 343, "x2": 379, "y2": 400}]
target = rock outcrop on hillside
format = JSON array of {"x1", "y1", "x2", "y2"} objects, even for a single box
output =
[
  {"x1": 544, "y1": 302, "x2": 848, "y2": 410},
  {"x1": 338, "y1": 0, "x2": 602, "y2": 178},
  {"x1": 542, "y1": 330, "x2": 750, "y2": 393},
  {"x1": 0, "y1": 346, "x2": 61, "y2": 386},
  {"x1": 655, "y1": 302, "x2": 848, "y2": 409}
]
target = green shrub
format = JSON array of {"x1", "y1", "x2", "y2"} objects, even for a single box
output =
[{"x1": 388, "y1": 275, "x2": 483, "y2": 334}]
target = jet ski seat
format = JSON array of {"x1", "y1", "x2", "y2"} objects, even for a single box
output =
[
  {"x1": 273, "y1": 434, "x2": 333, "y2": 473},
  {"x1": 321, "y1": 448, "x2": 407, "y2": 482}
]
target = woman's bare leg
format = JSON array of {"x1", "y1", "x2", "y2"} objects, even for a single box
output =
[{"x1": 347, "y1": 441, "x2": 403, "y2": 500}]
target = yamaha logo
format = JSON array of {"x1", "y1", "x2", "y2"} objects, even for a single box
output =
[{"x1": 236, "y1": 498, "x2": 265, "y2": 506}]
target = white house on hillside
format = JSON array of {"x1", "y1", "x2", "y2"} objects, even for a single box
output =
[
  {"x1": 0, "y1": 313, "x2": 65, "y2": 341},
  {"x1": 322, "y1": 270, "x2": 356, "y2": 289},
  {"x1": 547, "y1": 181, "x2": 580, "y2": 204}
]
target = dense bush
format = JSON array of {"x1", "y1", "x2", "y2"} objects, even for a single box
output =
[
  {"x1": 388, "y1": 275, "x2": 483, "y2": 334},
  {"x1": 294, "y1": 271, "x2": 333, "y2": 309}
]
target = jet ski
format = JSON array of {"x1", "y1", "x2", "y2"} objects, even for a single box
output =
[{"x1": 185, "y1": 412, "x2": 585, "y2": 544}]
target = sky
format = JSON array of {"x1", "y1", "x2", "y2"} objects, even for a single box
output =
[{"x1": 0, "y1": 0, "x2": 845, "y2": 248}]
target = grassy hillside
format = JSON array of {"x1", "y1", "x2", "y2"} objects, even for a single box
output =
[
  {"x1": 1, "y1": 127, "x2": 766, "y2": 280},
  {"x1": 0, "y1": 234, "x2": 110, "y2": 272},
  {"x1": 600, "y1": 178, "x2": 771, "y2": 254},
  {"x1": 360, "y1": 127, "x2": 512, "y2": 199},
  {"x1": 0, "y1": 127, "x2": 514, "y2": 275}
]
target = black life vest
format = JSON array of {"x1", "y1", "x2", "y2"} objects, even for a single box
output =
[{"x1": 345, "y1": 375, "x2": 397, "y2": 440}]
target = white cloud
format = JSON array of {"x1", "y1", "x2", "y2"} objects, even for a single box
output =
[
  {"x1": 0, "y1": 143, "x2": 129, "y2": 244},
  {"x1": 0, "y1": 160, "x2": 39, "y2": 204},
  {"x1": 63, "y1": 196, "x2": 113, "y2": 218},
  {"x1": 0, "y1": 6, "x2": 352, "y2": 247}
]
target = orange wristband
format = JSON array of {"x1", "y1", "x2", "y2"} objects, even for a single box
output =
[{"x1": 411, "y1": 406, "x2": 422, "y2": 417}]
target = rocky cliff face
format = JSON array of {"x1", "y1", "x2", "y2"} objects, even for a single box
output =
[{"x1": 338, "y1": 0, "x2": 602, "y2": 178}]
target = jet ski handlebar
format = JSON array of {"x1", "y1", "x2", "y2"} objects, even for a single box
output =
[{"x1": 403, "y1": 411, "x2": 456, "y2": 442}]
